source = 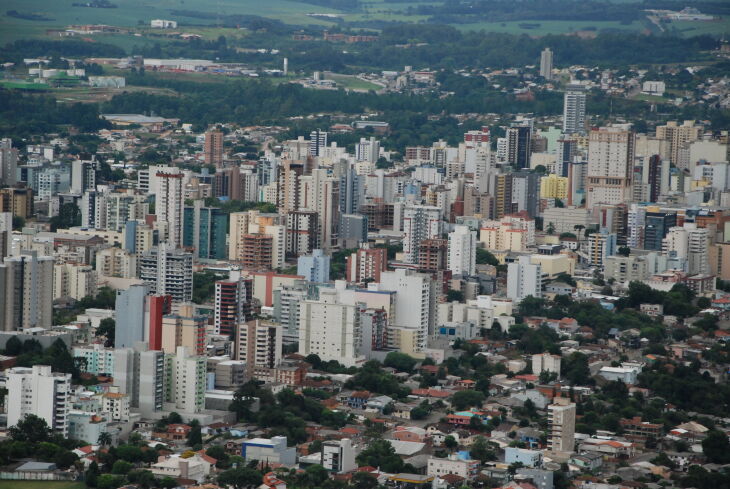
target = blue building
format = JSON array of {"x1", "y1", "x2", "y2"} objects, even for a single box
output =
[
  {"x1": 183, "y1": 202, "x2": 228, "y2": 259},
  {"x1": 297, "y1": 249, "x2": 330, "y2": 283}
]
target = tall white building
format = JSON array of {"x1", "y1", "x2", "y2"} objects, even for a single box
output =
[
  {"x1": 662, "y1": 224, "x2": 709, "y2": 275},
  {"x1": 547, "y1": 397, "x2": 576, "y2": 453},
  {"x1": 532, "y1": 353, "x2": 561, "y2": 378},
  {"x1": 403, "y1": 205, "x2": 442, "y2": 264},
  {"x1": 53, "y1": 262, "x2": 96, "y2": 300},
  {"x1": 298, "y1": 288, "x2": 363, "y2": 367},
  {"x1": 165, "y1": 346, "x2": 206, "y2": 414},
  {"x1": 355, "y1": 137, "x2": 380, "y2": 164},
  {"x1": 155, "y1": 169, "x2": 185, "y2": 247},
  {"x1": 507, "y1": 256, "x2": 542, "y2": 303},
  {"x1": 6, "y1": 366, "x2": 72, "y2": 436},
  {"x1": 139, "y1": 243, "x2": 193, "y2": 302},
  {"x1": 539, "y1": 47, "x2": 554, "y2": 80},
  {"x1": 321, "y1": 439, "x2": 357, "y2": 473},
  {"x1": 235, "y1": 319, "x2": 283, "y2": 372},
  {"x1": 378, "y1": 268, "x2": 435, "y2": 352},
  {"x1": 586, "y1": 126, "x2": 635, "y2": 207},
  {"x1": 447, "y1": 225, "x2": 477, "y2": 276},
  {"x1": 0, "y1": 251, "x2": 54, "y2": 331},
  {"x1": 309, "y1": 129, "x2": 328, "y2": 157},
  {"x1": 70, "y1": 160, "x2": 97, "y2": 194},
  {"x1": 563, "y1": 84, "x2": 587, "y2": 135}
]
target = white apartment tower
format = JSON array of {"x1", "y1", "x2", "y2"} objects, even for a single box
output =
[
  {"x1": 403, "y1": 205, "x2": 442, "y2": 264},
  {"x1": 139, "y1": 243, "x2": 193, "y2": 302},
  {"x1": 532, "y1": 353, "x2": 561, "y2": 378},
  {"x1": 586, "y1": 126, "x2": 635, "y2": 208},
  {"x1": 298, "y1": 288, "x2": 363, "y2": 367},
  {"x1": 6, "y1": 366, "x2": 72, "y2": 436},
  {"x1": 547, "y1": 397, "x2": 576, "y2": 453},
  {"x1": 447, "y1": 225, "x2": 477, "y2": 276},
  {"x1": 563, "y1": 84, "x2": 587, "y2": 135},
  {"x1": 155, "y1": 169, "x2": 185, "y2": 247},
  {"x1": 165, "y1": 346, "x2": 206, "y2": 414},
  {"x1": 235, "y1": 319, "x2": 283, "y2": 373},
  {"x1": 507, "y1": 256, "x2": 542, "y2": 303},
  {"x1": 539, "y1": 47, "x2": 554, "y2": 80},
  {"x1": 378, "y1": 268, "x2": 435, "y2": 352},
  {"x1": 356, "y1": 137, "x2": 380, "y2": 163}
]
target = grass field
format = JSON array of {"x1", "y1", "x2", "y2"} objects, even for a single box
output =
[
  {"x1": 0, "y1": 482, "x2": 85, "y2": 489},
  {"x1": 667, "y1": 16, "x2": 730, "y2": 37},
  {"x1": 453, "y1": 20, "x2": 647, "y2": 35},
  {"x1": 325, "y1": 73, "x2": 383, "y2": 91}
]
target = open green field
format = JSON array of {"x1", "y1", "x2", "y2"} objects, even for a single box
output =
[
  {"x1": 325, "y1": 73, "x2": 383, "y2": 91},
  {"x1": 667, "y1": 16, "x2": 730, "y2": 37},
  {"x1": 453, "y1": 20, "x2": 648, "y2": 35},
  {"x1": 0, "y1": 482, "x2": 85, "y2": 489}
]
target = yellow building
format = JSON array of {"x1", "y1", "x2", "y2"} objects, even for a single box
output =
[
  {"x1": 530, "y1": 253, "x2": 575, "y2": 278},
  {"x1": 540, "y1": 174, "x2": 569, "y2": 199}
]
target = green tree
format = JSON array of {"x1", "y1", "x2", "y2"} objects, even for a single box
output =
[
  {"x1": 702, "y1": 430, "x2": 730, "y2": 463},
  {"x1": 617, "y1": 246, "x2": 631, "y2": 257},
  {"x1": 561, "y1": 352, "x2": 592, "y2": 386},
  {"x1": 50, "y1": 202, "x2": 81, "y2": 231},
  {"x1": 356, "y1": 439, "x2": 404, "y2": 473},
  {"x1": 470, "y1": 436, "x2": 496, "y2": 463},
  {"x1": 97, "y1": 432, "x2": 112, "y2": 447},
  {"x1": 444, "y1": 435, "x2": 458, "y2": 452},
  {"x1": 4, "y1": 336, "x2": 22, "y2": 355},
  {"x1": 217, "y1": 467, "x2": 263, "y2": 489},
  {"x1": 476, "y1": 248, "x2": 499, "y2": 266},
  {"x1": 451, "y1": 390, "x2": 485, "y2": 410},
  {"x1": 96, "y1": 318, "x2": 115, "y2": 346},
  {"x1": 352, "y1": 471, "x2": 379, "y2": 489},
  {"x1": 383, "y1": 352, "x2": 417, "y2": 373},
  {"x1": 9, "y1": 414, "x2": 52, "y2": 443},
  {"x1": 187, "y1": 421, "x2": 203, "y2": 447},
  {"x1": 111, "y1": 460, "x2": 134, "y2": 475}
]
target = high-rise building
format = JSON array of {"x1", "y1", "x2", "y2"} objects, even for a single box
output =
[
  {"x1": 321, "y1": 439, "x2": 357, "y2": 473},
  {"x1": 214, "y1": 274, "x2": 250, "y2": 337},
  {"x1": 139, "y1": 244, "x2": 193, "y2": 302},
  {"x1": 562, "y1": 85, "x2": 587, "y2": 135},
  {"x1": 164, "y1": 346, "x2": 206, "y2": 414},
  {"x1": 0, "y1": 212, "x2": 11, "y2": 259},
  {"x1": 286, "y1": 210, "x2": 319, "y2": 256},
  {"x1": 298, "y1": 288, "x2": 363, "y2": 367},
  {"x1": 418, "y1": 239, "x2": 447, "y2": 273},
  {"x1": 235, "y1": 319, "x2": 283, "y2": 375},
  {"x1": 547, "y1": 397, "x2": 576, "y2": 453},
  {"x1": 507, "y1": 256, "x2": 542, "y2": 303},
  {"x1": 539, "y1": 47, "x2": 554, "y2": 80},
  {"x1": 355, "y1": 137, "x2": 380, "y2": 163},
  {"x1": 512, "y1": 171, "x2": 540, "y2": 218},
  {"x1": 586, "y1": 230, "x2": 617, "y2": 267},
  {"x1": 0, "y1": 139, "x2": 18, "y2": 186},
  {"x1": 155, "y1": 169, "x2": 185, "y2": 247},
  {"x1": 656, "y1": 120, "x2": 702, "y2": 166},
  {"x1": 273, "y1": 282, "x2": 308, "y2": 341},
  {"x1": 0, "y1": 185, "x2": 34, "y2": 218},
  {"x1": 663, "y1": 224, "x2": 709, "y2": 275},
  {"x1": 378, "y1": 268, "x2": 435, "y2": 352},
  {"x1": 403, "y1": 205, "x2": 442, "y2": 264},
  {"x1": 556, "y1": 138, "x2": 577, "y2": 177},
  {"x1": 183, "y1": 201, "x2": 228, "y2": 259},
  {"x1": 506, "y1": 125, "x2": 532, "y2": 169},
  {"x1": 644, "y1": 212, "x2": 677, "y2": 251},
  {"x1": 297, "y1": 249, "x2": 330, "y2": 283},
  {"x1": 346, "y1": 247, "x2": 387, "y2": 284},
  {"x1": 532, "y1": 353, "x2": 561, "y2": 378},
  {"x1": 115, "y1": 285, "x2": 172, "y2": 350},
  {"x1": 70, "y1": 160, "x2": 96, "y2": 194},
  {"x1": 309, "y1": 129, "x2": 328, "y2": 157},
  {"x1": 161, "y1": 303, "x2": 207, "y2": 355},
  {"x1": 540, "y1": 174, "x2": 569, "y2": 200},
  {"x1": 6, "y1": 366, "x2": 71, "y2": 436},
  {"x1": 204, "y1": 130, "x2": 224, "y2": 167},
  {"x1": 448, "y1": 225, "x2": 477, "y2": 276},
  {"x1": 586, "y1": 126, "x2": 635, "y2": 208},
  {"x1": 0, "y1": 251, "x2": 54, "y2": 331},
  {"x1": 339, "y1": 214, "x2": 368, "y2": 248},
  {"x1": 52, "y1": 262, "x2": 96, "y2": 300}
]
